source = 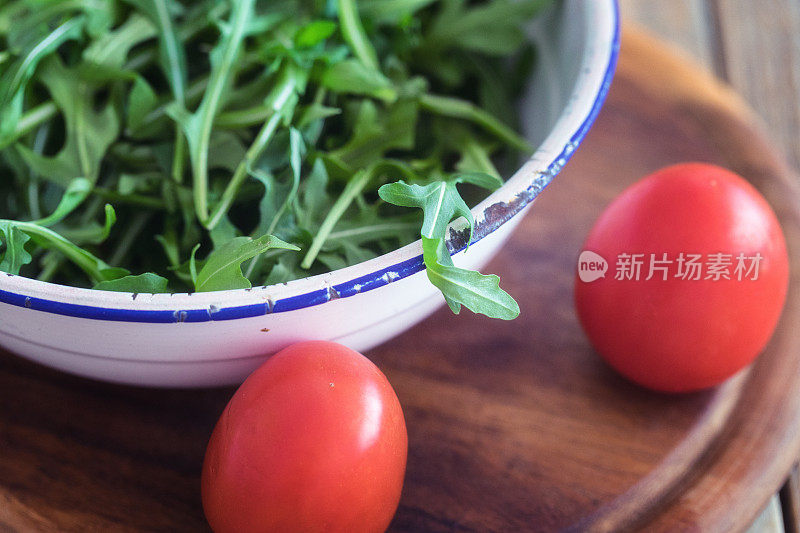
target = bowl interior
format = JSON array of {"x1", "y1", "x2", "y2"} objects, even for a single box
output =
[
  {"x1": 524, "y1": 2, "x2": 592, "y2": 147},
  {"x1": 0, "y1": 0, "x2": 619, "y2": 317}
]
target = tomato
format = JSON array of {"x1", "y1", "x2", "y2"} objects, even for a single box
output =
[
  {"x1": 575, "y1": 163, "x2": 789, "y2": 392},
  {"x1": 201, "y1": 341, "x2": 407, "y2": 532}
]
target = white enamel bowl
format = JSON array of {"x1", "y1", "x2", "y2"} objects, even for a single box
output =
[{"x1": 0, "y1": 0, "x2": 620, "y2": 387}]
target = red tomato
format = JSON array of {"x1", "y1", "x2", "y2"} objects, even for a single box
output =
[
  {"x1": 575, "y1": 163, "x2": 789, "y2": 392},
  {"x1": 202, "y1": 341, "x2": 407, "y2": 532}
]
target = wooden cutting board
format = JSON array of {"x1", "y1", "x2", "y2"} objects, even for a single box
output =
[{"x1": 2, "y1": 28, "x2": 800, "y2": 532}]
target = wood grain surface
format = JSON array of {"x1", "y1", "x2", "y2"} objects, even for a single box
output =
[
  {"x1": 621, "y1": 0, "x2": 800, "y2": 175},
  {"x1": 2, "y1": 28, "x2": 800, "y2": 532},
  {"x1": 619, "y1": 0, "x2": 720, "y2": 72}
]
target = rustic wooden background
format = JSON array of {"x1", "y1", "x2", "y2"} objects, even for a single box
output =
[
  {"x1": 621, "y1": 0, "x2": 800, "y2": 176},
  {"x1": 621, "y1": 2, "x2": 800, "y2": 532}
]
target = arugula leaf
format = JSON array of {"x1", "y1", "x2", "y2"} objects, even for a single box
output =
[
  {"x1": 125, "y1": 0, "x2": 187, "y2": 104},
  {"x1": 99, "y1": 204, "x2": 118, "y2": 242},
  {"x1": 329, "y1": 99, "x2": 418, "y2": 171},
  {"x1": 126, "y1": 0, "x2": 189, "y2": 187},
  {"x1": 420, "y1": 93, "x2": 531, "y2": 153},
  {"x1": 0, "y1": 17, "x2": 85, "y2": 145},
  {"x1": 323, "y1": 207, "x2": 419, "y2": 265},
  {"x1": 422, "y1": 236, "x2": 519, "y2": 319},
  {"x1": 208, "y1": 214, "x2": 239, "y2": 250},
  {"x1": 155, "y1": 227, "x2": 180, "y2": 268},
  {"x1": 83, "y1": 14, "x2": 157, "y2": 68},
  {"x1": 425, "y1": 0, "x2": 550, "y2": 56},
  {"x1": 302, "y1": 167, "x2": 373, "y2": 269},
  {"x1": 205, "y1": 60, "x2": 308, "y2": 230},
  {"x1": 17, "y1": 57, "x2": 119, "y2": 187},
  {"x1": 168, "y1": 0, "x2": 255, "y2": 224},
  {"x1": 127, "y1": 77, "x2": 160, "y2": 133},
  {"x1": 1, "y1": 219, "x2": 124, "y2": 282},
  {"x1": 338, "y1": 0, "x2": 380, "y2": 70},
  {"x1": 295, "y1": 20, "x2": 338, "y2": 49},
  {"x1": 359, "y1": 0, "x2": 438, "y2": 24},
  {"x1": 249, "y1": 127, "x2": 305, "y2": 244},
  {"x1": 378, "y1": 172, "x2": 500, "y2": 241},
  {"x1": 188, "y1": 242, "x2": 201, "y2": 287},
  {"x1": 264, "y1": 253, "x2": 302, "y2": 286},
  {"x1": 94, "y1": 272, "x2": 170, "y2": 293},
  {"x1": 296, "y1": 101, "x2": 341, "y2": 130},
  {"x1": 32, "y1": 178, "x2": 92, "y2": 227},
  {"x1": 380, "y1": 172, "x2": 518, "y2": 319},
  {"x1": 0, "y1": 222, "x2": 33, "y2": 274},
  {"x1": 207, "y1": 130, "x2": 248, "y2": 172},
  {"x1": 195, "y1": 235, "x2": 299, "y2": 292},
  {"x1": 57, "y1": 204, "x2": 118, "y2": 245},
  {"x1": 321, "y1": 59, "x2": 398, "y2": 102},
  {"x1": 452, "y1": 131, "x2": 501, "y2": 178},
  {"x1": 296, "y1": 159, "x2": 332, "y2": 230}
]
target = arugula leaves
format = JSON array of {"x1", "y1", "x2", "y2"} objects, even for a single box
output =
[
  {"x1": 94, "y1": 272, "x2": 169, "y2": 293},
  {"x1": 0, "y1": 223, "x2": 32, "y2": 275},
  {"x1": 17, "y1": 57, "x2": 120, "y2": 187},
  {"x1": 194, "y1": 235, "x2": 299, "y2": 292},
  {"x1": 168, "y1": 0, "x2": 255, "y2": 224},
  {"x1": 32, "y1": 178, "x2": 92, "y2": 227},
  {"x1": 0, "y1": 0, "x2": 549, "y2": 319},
  {"x1": 321, "y1": 59, "x2": 398, "y2": 102},
  {"x1": 422, "y1": 236, "x2": 519, "y2": 319},
  {"x1": 425, "y1": 0, "x2": 550, "y2": 56},
  {"x1": 0, "y1": 17, "x2": 85, "y2": 146},
  {"x1": 379, "y1": 173, "x2": 519, "y2": 320}
]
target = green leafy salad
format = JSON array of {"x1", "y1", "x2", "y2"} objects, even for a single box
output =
[{"x1": 0, "y1": 0, "x2": 551, "y2": 319}]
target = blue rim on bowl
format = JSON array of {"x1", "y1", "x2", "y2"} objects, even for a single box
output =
[{"x1": 0, "y1": 1, "x2": 620, "y2": 324}]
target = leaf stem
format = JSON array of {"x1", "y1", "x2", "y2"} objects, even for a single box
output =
[
  {"x1": 216, "y1": 105, "x2": 273, "y2": 128},
  {"x1": 206, "y1": 66, "x2": 301, "y2": 230},
  {"x1": 338, "y1": 0, "x2": 379, "y2": 70},
  {"x1": 301, "y1": 169, "x2": 371, "y2": 269},
  {"x1": 90, "y1": 188, "x2": 166, "y2": 209},
  {"x1": 152, "y1": 0, "x2": 186, "y2": 104},
  {"x1": 75, "y1": 83, "x2": 93, "y2": 181},
  {"x1": 149, "y1": 0, "x2": 187, "y2": 185},
  {"x1": 37, "y1": 252, "x2": 62, "y2": 283},
  {"x1": 7, "y1": 102, "x2": 58, "y2": 146},
  {"x1": 205, "y1": 111, "x2": 282, "y2": 230},
  {"x1": 26, "y1": 125, "x2": 50, "y2": 219},
  {"x1": 171, "y1": 126, "x2": 185, "y2": 183},
  {"x1": 187, "y1": 0, "x2": 255, "y2": 224},
  {"x1": 327, "y1": 221, "x2": 420, "y2": 241},
  {"x1": 109, "y1": 212, "x2": 151, "y2": 265},
  {"x1": 419, "y1": 93, "x2": 532, "y2": 152},
  {"x1": 4, "y1": 220, "x2": 110, "y2": 282}
]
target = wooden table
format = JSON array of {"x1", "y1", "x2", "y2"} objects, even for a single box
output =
[
  {"x1": 620, "y1": 0, "x2": 800, "y2": 176},
  {"x1": 621, "y1": 3, "x2": 800, "y2": 531}
]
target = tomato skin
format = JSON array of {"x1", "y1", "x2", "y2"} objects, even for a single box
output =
[
  {"x1": 575, "y1": 163, "x2": 789, "y2": 392},
  {"x1": 201, "y1": 341, "x2": 407, "y2": 533}
]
